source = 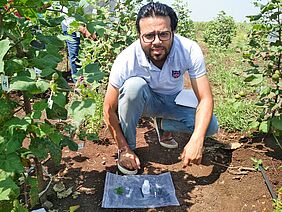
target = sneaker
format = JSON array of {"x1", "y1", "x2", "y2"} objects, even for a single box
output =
[
  {"x1": 153, "y1": 117, "x2": 178, "y2": 149},
  {"x1": 117, "y1": 151, "x2": 138, "y2": 175}
]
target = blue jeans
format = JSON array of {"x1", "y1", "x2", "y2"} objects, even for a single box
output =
[
  {"x1": 61, "y1": 22, "x2": 80, "y2": 80},
  {"x1": 118, "y1": 77, "x2": 219, "y2": 150}
]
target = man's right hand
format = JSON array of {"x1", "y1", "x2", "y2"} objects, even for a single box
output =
[{"x1": 118, "y1": 147, "x2": 141, "y2": 170}]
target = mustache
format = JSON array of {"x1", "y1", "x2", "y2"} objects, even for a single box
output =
[{"x1": 151, "y1": 45, "x2": 165, "y2": 49}]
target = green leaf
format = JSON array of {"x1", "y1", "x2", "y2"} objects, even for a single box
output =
[
  {"x1": 5, "y1": 117, "x2": 30, "y2": 134},
  {"x1": 0, "y1": 153, "x2": 24, "y2": 173},
  {"x1": 32, "y1": 54, "x2": 61, "y2": 70},
  {"x1": 0, "y1": 177, "x2": 20, "y2": 201},
  {"x1": 52, "y1": 93, "x2": 67, "y2": 108},
  {"x1": 32, "y1": 110, "x2": 42, "y2": 119},
  {"x1": 0, "y1": 39, "x2": 10, "y2": 61},
  {"x1": 40, "y1": 123, "x2": 55, "y2": 135},
  {"x1": 10, "y1": 77, "x2": 49, "y2": 94},
  {"x1": 0, "y1": 0, "x2": 8, "y2": 7},
  {"x1": 259, "y1": 121, "x2": 270, "y2": 133},
  {"x1": 61, "y1": 136, "x2": 78, "y2": 151},
  {"x1": 40, "y1": 67, "x2": 55, "y2": 77},
  {"x1": 0, "y1": 38, "x2": 11, "y2": 74},
  {"x1": 37, "y1": 34, "x2": 64, "y2": 48},
  {"x1": 4, "y1": 59, "x2": 25, "y2": 75},
  {"x1": 49, "y1": 131, "x2": 63, "y2": 145},
  {"x1": 33, "y1": 100, "x2": 48, "y2": 111},
  {"x1": 6, "y1": 132, "x2": 26, "y2": 154},
  {"x1": 46, "y1": 103, "x2": 68, "y2": 120},
  {"x1": 48, "y1": 142, "x2": 62, "y2": 165},
  {"x1": 87, "y1": 21, "x2": 106, "y2": 37},
  {"x1": 77, "y1": 63, "x2": 105, "y2": 83},
  {"x1": 68, "y1": 99, "x2": 96, "y2": 127},
  {"x1": 38, "y1": 16, "x2": 64, "y2": 27},
  {"x1": 29, "y1": 138, "x2": 49, "y2": 160},
  {"x1": 244, "y1": 74, "x2": 263, "y2": 86},
  {"x1": 272, "y1": 116, "x2": 282, "y2": 131},
  {"x1": 249, "y1": 121, "x2": 260, "y2": 130}
]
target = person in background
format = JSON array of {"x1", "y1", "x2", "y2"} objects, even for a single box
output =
[
  {"x1": 103, "y1": 2, "x2": 218, "y2": 175},
  {"x1": 61, "y1": 1, "x2": 96, "y2": 82}
]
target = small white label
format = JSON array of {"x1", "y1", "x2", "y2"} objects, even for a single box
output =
[
  {"x1": 34, "y1": 67, "x2": 42, "y2": 75},
  {"x1": 47, "y1": 92, "x2": 53, "y2": 109},
  {"x1": 1, "y1": 75, "x2": 9, "y2": 91}
]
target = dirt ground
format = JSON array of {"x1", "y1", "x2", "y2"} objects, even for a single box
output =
[{"x1": 44, "y1": 117, "x2": 282, "y2": 212}]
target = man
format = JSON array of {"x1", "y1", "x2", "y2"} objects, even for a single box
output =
[
  {"x1": 104, "y1": 2, "x2": 218, "y2": 175},
  {"x1": 61, "y1": 0, "x2": 97, "y2": 82}
]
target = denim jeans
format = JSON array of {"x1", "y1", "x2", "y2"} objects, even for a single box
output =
[
  {"x1": 118, "y1": 77, "x2": 219, "y2": 150},
  {"x1": 61, "y1": 22, "x2": 80, "y2": 80}
]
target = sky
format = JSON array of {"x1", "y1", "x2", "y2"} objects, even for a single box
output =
[{"x1": 160, "y1": 0, "x2": 267, "y2": 22}]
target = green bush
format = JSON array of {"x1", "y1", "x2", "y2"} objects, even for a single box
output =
[
  {"x1": 172, "y1": 0, "x2": 195, "y2": 40},
  {"x1": 203, "y1": 11, "x2": 237, "y2": 48},
  {"x1": 243, "y1": 0, "x2": 282, "y2": 135}
]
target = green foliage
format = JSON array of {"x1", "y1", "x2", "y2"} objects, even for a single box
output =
[
  {"x1": 243, "y1": 0, "x2": 282, "y2": 135},
  {"x1": 251, "y1": 157, "x2": 263, "y2": 170},
  {"x1": 203, "y1": 11, "x2": 237, "y2": 48},
  {"x1": 172, "y1": 0, "x2": 195, "y2": 40},
  {"x1": 206, "y1": 46, "x2": 260, "y2": 132},
  {"x1": 78, "y1": 0, "x2": 140, "y2": 75},
  {"x1": 0, "y1": 0, "x2": 112, "y2": 209}
]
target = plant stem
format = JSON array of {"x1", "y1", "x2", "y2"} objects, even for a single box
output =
[
  {"x1": 23, "y1": 92, "x2": 31, "y2": 114},
  {"x1": 34, "y1": 157, "x2": 45, "y2": 201}
]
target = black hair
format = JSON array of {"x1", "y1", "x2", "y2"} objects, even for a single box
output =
[{"x1": 136, "y1": 2, "x2": 178, "y2": 34}]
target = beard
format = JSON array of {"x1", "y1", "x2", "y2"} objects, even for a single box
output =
[
  {"x1": 141, "y1": 44, "x2": 171, "y2": 68},
  {"x1": 148, "y1": 45, "x2": 168, "y2": 62},
  {"x1": 140, "y1": 37, "x2": 173, "y2": 68}
]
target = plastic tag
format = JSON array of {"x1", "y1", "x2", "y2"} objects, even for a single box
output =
[
  {"x1": 1, "y1": 75, "x2": 9, "y2": 91},
  {"x1": 34, "y1": 67, "x2": 42, "y2": 75},
  {"x1": 47, "y1": 92, "x2": 53, "y2": 109}
]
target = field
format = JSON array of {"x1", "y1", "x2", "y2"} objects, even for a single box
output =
[
  {"x1": 46, "y1": 119, "x2": 281, "y2": 212},
  {"x1": 0, "y1": 1, "x2": 281, "y2": 211}
]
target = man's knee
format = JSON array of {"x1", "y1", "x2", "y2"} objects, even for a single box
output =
[
  {"x1": 120, "y1": 77, "x2": 148, "y2": 99},
  {"x1": 206, "y1": 115, "x2": 219, "y2": 136}
]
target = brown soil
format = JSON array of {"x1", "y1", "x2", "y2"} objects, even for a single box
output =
[{"x1": 45, "y1": 118, "x2": 282, "y2": 212}]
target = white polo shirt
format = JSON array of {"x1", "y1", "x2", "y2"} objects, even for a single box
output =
[{"x1": 109, "y1": 34, "x2": 206, "y2": 95}]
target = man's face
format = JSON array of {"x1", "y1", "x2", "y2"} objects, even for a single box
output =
[{"x1": 139, "y1": 16, "x2": 173, "y2": 67}]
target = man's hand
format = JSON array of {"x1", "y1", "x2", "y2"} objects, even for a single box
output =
[
  {"x1": 179, "y1": 136, "x2": 204, "y2": 167},
  {"x1": 119, "y1": 147, "x2": 141, "y2": 170}
]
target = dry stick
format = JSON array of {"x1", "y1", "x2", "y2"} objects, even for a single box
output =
[{"x1": 210, "y1": 160, "x2": 256, "y2": 175}]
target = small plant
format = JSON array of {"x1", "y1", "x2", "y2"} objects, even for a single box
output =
[
  {"x1": 114, "y1": 186, "x2": 124, "y2": 195},
  {"x1": 251, "y1": 157, "x2": 263, "y2": 170}
]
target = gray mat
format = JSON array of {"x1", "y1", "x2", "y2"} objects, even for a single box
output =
[{"x1": 102, "y1": 172, "x2": 180, "y2": 208}]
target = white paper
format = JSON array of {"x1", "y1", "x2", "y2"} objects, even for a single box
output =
[{"x1": 174, "y1": 89, "x2": 198, "y2": 108}]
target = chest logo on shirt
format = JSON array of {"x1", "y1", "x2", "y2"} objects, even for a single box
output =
[{"x1": 172, "y1": 70, "x2": 181, "y2": 78}]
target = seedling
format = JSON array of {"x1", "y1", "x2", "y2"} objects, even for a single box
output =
[
  {"x1": 114, "y1": 186, "x2": 124, "y2": 195},
  {"x1": 251, "y1": 157, "x2": 263, "y2": 171}
]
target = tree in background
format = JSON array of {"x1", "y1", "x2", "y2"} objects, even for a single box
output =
[
  {"x1": 172, "y1": 0, "x2": 196, "y2": 40},
  {"x1": 203, "y1": 11, "x2": 237, "y2": 48}
]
